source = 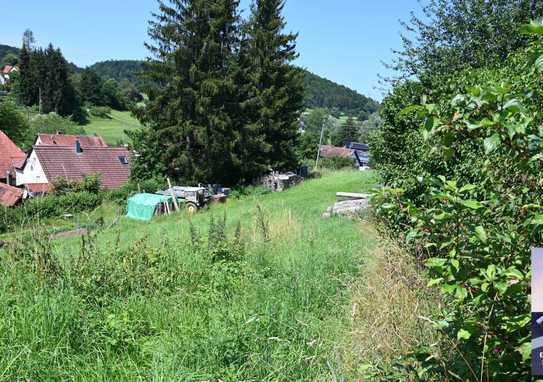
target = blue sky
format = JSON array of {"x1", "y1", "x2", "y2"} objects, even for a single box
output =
[{"x1": 0, "y1": 1, "x2": 422, "y2": 100}]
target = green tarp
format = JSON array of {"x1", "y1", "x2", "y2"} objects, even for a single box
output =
[{"x1": 126, "y1": 193, "x2": 173, "y2": 221}]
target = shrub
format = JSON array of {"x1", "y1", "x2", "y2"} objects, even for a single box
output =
[
  {"x1": 88, "y1": 105, "x2": 112, "y2": 118},
  {"x1": 368, "y1": 23, "x2": 543, "y2": 380},
  {"x1": 0, "y1": 192, "x2": 102, "y2": 234},
  {"x1": 319, "y1": 156, "x2": 355, "y2": 170}
]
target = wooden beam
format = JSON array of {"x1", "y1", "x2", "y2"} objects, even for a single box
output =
[
  {"x1": 336, "y1": 192, "x2": 370, "y2": 200},
  {"x1": 167, "y1": 178, "x2": 179, "y2": 211}
]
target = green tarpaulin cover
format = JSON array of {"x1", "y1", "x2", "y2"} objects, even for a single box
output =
[{"x1": 126, "y1": 193, "x2": 173, "y2": 221}]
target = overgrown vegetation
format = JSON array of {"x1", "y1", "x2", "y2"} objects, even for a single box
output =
[
  {"x1": 369, "y1": 5, "x2": 543, "y2": 379},
  {"x1": 0, "y1": 170, "x2": 377, "y2": 380}
]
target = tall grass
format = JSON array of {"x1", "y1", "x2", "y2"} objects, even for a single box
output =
[{"x1": 0, "y1": 170, "x2": 377, "y2": 381}]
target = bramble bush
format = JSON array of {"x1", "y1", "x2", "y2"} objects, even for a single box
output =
[
  {"x1": 0, "y1": 191, "x2": 102, "y2": 234},
  {"x1": 369, "y1": 22, "x2": 543, "y2": 380}
]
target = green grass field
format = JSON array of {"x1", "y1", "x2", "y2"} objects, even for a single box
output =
[
  {"x1": 83, "y1": 110, "x2": 143, "y2": 145},
  {"x1": 0, "y1": 170, "x2": 382, "y2": 380}
]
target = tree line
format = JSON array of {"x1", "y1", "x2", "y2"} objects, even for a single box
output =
[
  {"x1": 6, "y1": 30, "x2": 142, "y2": 123},
  {"x1": 131, "y1": 0, "x2": 304, "y2": 185}
]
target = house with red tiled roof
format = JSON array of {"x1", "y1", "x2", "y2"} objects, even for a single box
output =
[
  {"x1": 319, "y1": 143, "x2": 370, "y2": 169},
  {"x1": 0, "y1": 183, "x2": 23, "y2": 207},
  {"x1": 0, "y1": 130, "x2": 27, "y2": 185},
  {"x1": 35, "y1": 133, "x2": 108, "y2": 148},
  {"x1": 15, "y1": 139, "x2": 131, "y2": 192},
  {"x1": 0, "y1": 65, "x2": 18, "y2": 86}
]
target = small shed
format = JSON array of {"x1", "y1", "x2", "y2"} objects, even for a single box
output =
[{"x1": 126, "y1": 193, "x2": 173, "y2": 221}]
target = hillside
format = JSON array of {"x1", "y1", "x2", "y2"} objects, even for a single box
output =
[
  {"x1": 83, "y1": 110, "x2": 143, "y2": 145},
  {"x1": 91, "y1": 60, "x2": 379, "y2": 118},
  {"x1": 1, "y1": 41, "x2": 379, "y2": 118},
  {"x1": 301, "y1": 68, "x2": 379, "y2": 119},
  {"x1": 0, "y1": 170, "x2": 383, "y2": 379},
  {"x1": 90, "y1": 60, "x2": 144, "y2": 87},
  {"x1": 0, "y1": 44, "x2": 19, "y2": 61}
]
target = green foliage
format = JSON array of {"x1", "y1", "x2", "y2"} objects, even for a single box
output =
[
  {"x1": 302, "y1": 68, "x2": 379, "y2": 119},
  {"x1": 2, "y1": 52, "x2": 18, "y2": 66},
  {"x1": 390, "y1": 0, "x2": 543, "y2": 83},
  {"x1": 0, "y1": 98, "x2": 30, "y2": 146},
  {"x1": 90, "y1": 60, "x2": 144, "y2": 89},
  {"x1": 52, "y1": 174, "x2": 102, "y2": 195},
  {"x1": 88, "y1": 105, "x2": 112, "y2": 118},
  {"x1": 319, "y1": 156, "x2": 355, "y2": 170},
  {"x1": 333, "y1": 116, "x2": 358, "y2": 146},
  {"x1": 0, "y1": 192, "x2": 102, "y2": 234},
  {"x1": 16, "y1": 42, "x2": 81, "y2": 119},
  {"x1": 138, "y1": 0, "x2": 303, "y2": 185},
  {"x1": 370, "y1": 26, "x2": 543, "y2": 379},
  {"x1": 0, "y1": 171, "x2": 376, "y2": 380}
]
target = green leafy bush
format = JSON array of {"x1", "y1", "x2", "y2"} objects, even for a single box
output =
[
  {"x1": 319, "y1": 156, "x2": 355, "y2": 170},
  {"x1": 88, "y1": 105, "x2": 112, "y2": 118},
  {"x1": 0, "y1": 192, "x2": 102, "y2": 234},
  {"x1": 369, "y1": 23, "x2": 543, "y2": 380}
]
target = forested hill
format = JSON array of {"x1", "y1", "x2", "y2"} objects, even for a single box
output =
[
  {"x1": 90, "y1": 60, "x2": 379, "y2": 118},
  {"x1": 300, "y1": 68, "x2": 379, "y2": 119},
  {"x1": 1, "y1": 43, "x2": 379, "y2": 118},
  {"x1": 0, "y1": 44, "x2": 19, "y2": 60},
  {"x1": 90, "y1": 60, "x2": 144, "y2": 87}
]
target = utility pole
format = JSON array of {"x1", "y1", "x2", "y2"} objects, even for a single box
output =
[
  {"x1": 315, "y1": 120, "x2": 325, "y2": 169},
  {"x1": 38, "y1": 87, "x2": 42, "y2": 114}
]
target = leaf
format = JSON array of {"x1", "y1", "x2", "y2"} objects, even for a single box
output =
[
  {"x1": 505, "y1": 268, "x2": 524, "y2": 281},
  {"x1": 502, "y1": 99, "x2": 522, "y2": 113},
  {"x1": 400, "y1": 104, "x2": 425, "y2": 117},
  {"x1": 536, "y1": 54, "x2": 543, "y2": 73},
  {"x1": 520, "y1": 19, "x2": 543, "y2": 35},
  {"x1": 459, "y1": 200, "x2": 483, "y2": 210},
  {"x1": 529, "y1": 214, "x2": 543, "y2": 225},
  {"x1": 475, "y1": 226, "x2": 488, "y2": 243},
  {"x1": 451, "y1": 259, "x2": 460, "y2": 271},
  {"x1": 529, "y1": 153, "x2": 543, "y2": 163},
  {"x1": 457, "y1": 329, "x2": 471, "y2": 341},
  {"x1": 486, "y1": 264, "x2": 497, "y2": 281},
  {"x1": 426, "y1": 258, "x2": 447, "y2": 269},
  {"x1": 517, "y1": 342, "x2": 531, "y2": 362},
  {"x1": 484, "y1": 134, "x2": 501, "y2": 154},
  {"x1": 455, "y1": 286, "x2": 468, "y2": 301},
  {"x1": 459, "y1": 184, "x2": 477, "y2": 193}
]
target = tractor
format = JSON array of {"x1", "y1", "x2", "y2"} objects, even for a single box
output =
[{"x1": 158, "y1": 186, "x2": 211, "y2": 214}]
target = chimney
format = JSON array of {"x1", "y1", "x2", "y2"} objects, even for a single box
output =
[{"x1": 75, "y1": 140, "x2": 82, "y2": 154}]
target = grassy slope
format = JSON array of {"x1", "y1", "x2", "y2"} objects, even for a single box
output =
[
  {"x1": 0, "y1": 170, "x2": 378, "y2": 380},
  {"x1": 83, "y1": 110, "x2": 143, "y2": 145}
]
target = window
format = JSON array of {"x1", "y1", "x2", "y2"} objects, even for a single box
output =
[{"x1": 118, "y1": 156, "x2": 129, "y2": 165}]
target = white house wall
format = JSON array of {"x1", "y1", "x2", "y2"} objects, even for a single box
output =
[{"x1": 16, "y1": 150, "x2": 48, "y2": 186}]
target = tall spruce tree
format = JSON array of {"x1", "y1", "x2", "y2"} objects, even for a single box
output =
[
  {"x1": 243, "y1": 0, "x2": 304, "y2": 172},
  {"x1": 138, "y1": 0, "x2": 242, "y2": 184},
  {"x1": 335, "y1": 116, "x2": 358, "y2": 146}
]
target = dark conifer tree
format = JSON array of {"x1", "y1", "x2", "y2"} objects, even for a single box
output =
[
  {"x1": 17, "y1": 44, "x2": 36, "y2": 106},
  {"x1": 79, "y1": 68, "x2": 104, "y2": 105},
  {"x1": 243, "y1": 0, "x2": 304, "y2": 171},
  {"x1": 138, "y1": 0, "x2": 242, "y2": 184},
  {"x1": 336, "y1": 116, "x2": 358, "y2": 146}
]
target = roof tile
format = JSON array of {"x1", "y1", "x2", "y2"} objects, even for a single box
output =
[{"x1": 33, "y1": 146, "x2": 131, "y2": 189}]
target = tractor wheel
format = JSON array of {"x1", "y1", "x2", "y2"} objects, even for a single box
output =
[{"x1": 186, "y1": 202, "x2": 198, "y2": 214}]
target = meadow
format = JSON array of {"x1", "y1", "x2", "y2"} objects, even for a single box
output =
[
  {"x1": 83, "y1": 110, "x2": 143, "y2": 145},
  {"x1": 0, "y1": 170, "x2": 386, "y2": 381}
]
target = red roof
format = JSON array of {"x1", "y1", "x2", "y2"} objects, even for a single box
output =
[
  {"x1": 0, "y1": 183, "x2": 23, "y2": 207},
  {"x1": 0, "y1": 131, "x2": 26, "y2": 179},
  {"x1": 33, "y1": 146, "x2": 131, "y2": 189},
  {"x1": 25, "y1": 183, "x2": 53, "y2": 194},
  {"x1": 1, "y1": 65, "x2": 15, "y2": 74},
  {"x1": 38, "y1": 134, "x2": 108, "y2": 147},
  {"x1": 319, "y1": 145, "x2": 355, "y2": 159}
]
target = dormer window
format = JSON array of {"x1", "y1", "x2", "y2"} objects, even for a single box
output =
[{"x1": 118, "y1": 156, "x2": 129, "y2": 165}]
